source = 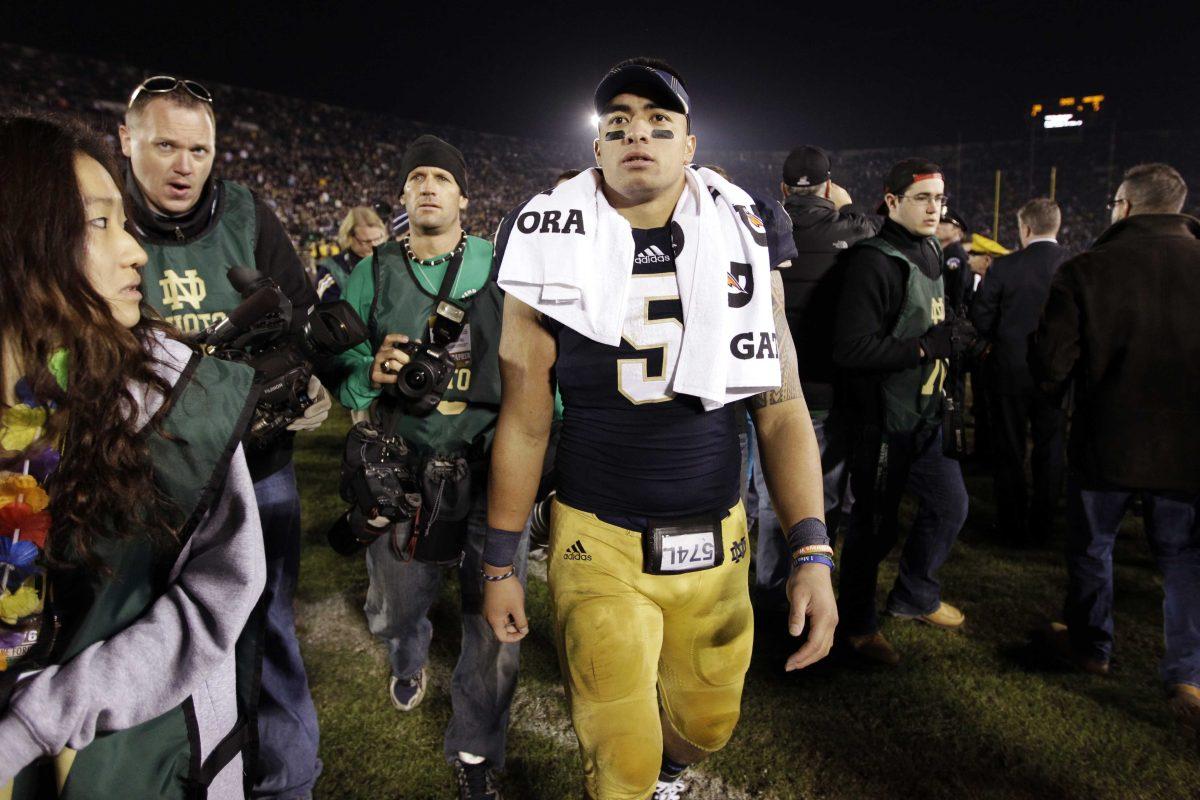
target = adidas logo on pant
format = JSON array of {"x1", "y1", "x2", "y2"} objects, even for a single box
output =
[
  {"x1": 563, "y1": 540, "x2": 593, "y2": 561},
  {"x1": 634, "y1": 245, "x2": 671, "y2": 265}
]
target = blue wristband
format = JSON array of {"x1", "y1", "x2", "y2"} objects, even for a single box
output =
[
  {"x1": 792, "y1": 553, "x2": 835, "y2": 570},
  {"x1": 785, "y1": 518, "x2": 830, "y2": 552},
  {"x1": 483, "y1": 525, "x2": 525, "y2": 569}
]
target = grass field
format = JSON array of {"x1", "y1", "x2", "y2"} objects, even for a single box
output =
[{"x1": 293, "y1": 408, "x2": 1199, "y2": 799}]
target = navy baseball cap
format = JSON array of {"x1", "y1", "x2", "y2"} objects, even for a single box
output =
[{"x1": 594, "y1": 64, "x2": 690, "y2": 116}]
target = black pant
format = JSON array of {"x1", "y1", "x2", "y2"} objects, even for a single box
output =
[
  {"x1": 838, "y1": 426, "x2": 969, "y2": 635},
  {"x1": 968, "y1": 369, "x2": 995, "y2": 461},
  {"x1": 991, "y1": 388, "x2": 1066, "y2": 543}
]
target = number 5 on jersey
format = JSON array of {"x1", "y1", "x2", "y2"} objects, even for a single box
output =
[{"x1": 617, "y1": 272, "x2": 684, "y2": 405}]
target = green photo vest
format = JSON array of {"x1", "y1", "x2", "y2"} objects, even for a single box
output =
[
  {"x1": 858, "y1": 237, "x2": 948, "y2": 434},
  {"x1": 139, "y1": 182, "x2": 258, "y2": 336},
  {"x1": 12, "y1": 354, "x2": 260, "y2": 800},
  {"x1": 369, "y1": 238, "x2": 502, "y2": 457}
]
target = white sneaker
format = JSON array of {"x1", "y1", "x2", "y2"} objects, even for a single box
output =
[
  {"x1": 389, "y1": 668, "x2": 427, "y2": 712},
  {"x1": 653, "y1": 777, "x2": 686, "y2": 800}
]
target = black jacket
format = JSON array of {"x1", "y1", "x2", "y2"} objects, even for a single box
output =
[
  {"x1": 126, "y1": 171, "x2": 318, "y2": 480},
  {"x1": 971, "y1": 240, "x2": 1069, "y2": 394},
  {"x1": 781, "y1": 194, "x2": 882, "y2": 409},
  {"x1": 942, "y1": 241, "x2": 971, "y2": 310},
  {"x1": 833, "y1": 218, "x2": 941, "y2": 424},
  {"x1": 1030, "y1": 214, "x2": 1200, "y2": 492}
]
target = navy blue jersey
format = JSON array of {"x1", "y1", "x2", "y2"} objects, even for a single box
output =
[
  {"x1": 751, "y1": 192, "x2": 799, "y2": 269},
  {"x1": 536, "y1": 225, "x2": 741, "y2": 517}
]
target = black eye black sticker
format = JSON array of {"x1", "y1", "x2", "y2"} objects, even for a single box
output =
[
  {"x1": 651, "y1": 130, "x2": 675, "y2": 139},
  {"x1": 604, "y1": 130, "x2": 625, "y2": 141}
]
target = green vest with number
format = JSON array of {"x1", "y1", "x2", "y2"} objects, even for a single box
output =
[
  {"x1": 369, "y1": 238, "x2": 502, "y2": 457},
  {"x1": 12, "y1": 354, "x2": 260, "y2": 800},
  {"x1": 858, "y1": 237, "x2": 947, "y2": 434},
  {"x1": 138, "y1": 181, "x2": 257, "y2": 336}
]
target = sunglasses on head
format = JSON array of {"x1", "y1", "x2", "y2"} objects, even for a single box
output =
[{"x1": 128, "y1": 75, "x2": 213, "y2": 108}]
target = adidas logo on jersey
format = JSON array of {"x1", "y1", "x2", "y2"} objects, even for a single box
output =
[
  {"x1": 634, "y1": 245, "x2": 672, "y2": 265},
  {"x1": 563, "y1": 540, "x2": 593, "y2": 561}
]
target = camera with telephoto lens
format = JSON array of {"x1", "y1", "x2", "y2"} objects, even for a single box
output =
[
  {"x1": 326, "y1": 422, "x2": 423, "y2": 555},
  {"x1": 196, "y1": 267, "x2": 369, "y2": 449},
  {"x1": 386, "y1": 300, "x2": 467, "y2": 416}
]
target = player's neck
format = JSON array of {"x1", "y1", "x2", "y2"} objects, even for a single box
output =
[
  {"x1": 408, "y1": 225, "x2": 464, "y2": 260},
  {"x1": 604, "y1": 176, "x2": 685, "y2": 230}
]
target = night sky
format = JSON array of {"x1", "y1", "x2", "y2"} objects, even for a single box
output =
[{"x1": 7, "y1": 1, "x2": 1198, "y2": 151}]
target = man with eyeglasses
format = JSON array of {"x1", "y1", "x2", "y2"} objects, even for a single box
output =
[
  {"x1": 1031, "y1": 163, "x2": 1200, "y2": 732},
  {"x1": 831, "y1": 159, "x2": 975, "y2": 666},
  {"x1": 316, "y1": 205, "x2": 389, "y2": 301},
  {"x1": 119, "y1": 76, "x2": 327, "y2": 800}
]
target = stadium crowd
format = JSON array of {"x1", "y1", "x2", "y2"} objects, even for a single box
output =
[
  {"x1": 0, "y1": 43, "x2": 1198, "y2": 800},
  {"x1": 4, "y1": 43, "x2": 1197, "y2": 260}
]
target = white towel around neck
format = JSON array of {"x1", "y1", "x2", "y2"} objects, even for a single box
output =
[{"x1": 497, "y1": 166, "x2": 780, "y2": 410}]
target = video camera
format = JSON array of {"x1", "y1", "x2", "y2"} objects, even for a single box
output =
[
  {"x1": 196, "y1": 267, "x2": 368, "y2": 448},
  {"x1": 384, "y1": 300, "x2": 467, "y2": 416}
]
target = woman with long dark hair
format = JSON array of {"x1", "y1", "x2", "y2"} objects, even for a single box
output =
[{"x1": 0, "y1": 112, "x2": 265, "y2": 799}]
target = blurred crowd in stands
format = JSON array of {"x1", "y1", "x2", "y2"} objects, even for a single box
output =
[{"x1": 3, "y1": 42, "x2": 1197, "y2": 261}]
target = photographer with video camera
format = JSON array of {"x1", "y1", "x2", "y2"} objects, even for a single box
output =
[
  {"x1": 118, "y1": 77, "x2": 328, "y2": 799},
  {"x1": 333, "y1": 135, "x2": 524, "y2": 800}
]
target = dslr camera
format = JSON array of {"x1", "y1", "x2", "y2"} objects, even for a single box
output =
[
  {"x1": 385, "y1": 300, "x2": 467, "y2": 416},
  {"x1": 197, "y1": 267, "x2": 369, "y2": 448},
  {"x1": 326, "y1": 422, "x2": 423, "y2": 556}
]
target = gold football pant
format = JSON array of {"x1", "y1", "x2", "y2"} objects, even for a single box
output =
[{"x1": 547, "y1": 499, "x2": 754, "y2": 800}]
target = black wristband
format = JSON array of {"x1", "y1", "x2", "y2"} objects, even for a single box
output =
[
  {"x1": 785, "y1": 518, "x2": 830, "y2": 551},
  {"x1": 483, "y1": 525, "x2": 525, "y2": 569}
]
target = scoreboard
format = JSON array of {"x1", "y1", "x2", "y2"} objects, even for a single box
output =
[{"x1": 1029, "y1": 95, "x2": 1106, "y2": 130}]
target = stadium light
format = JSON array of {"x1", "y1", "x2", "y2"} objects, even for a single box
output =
[
  {"x1": 1044, "y1": 113, "x2": 1084, "y2": 129},
  {"x1": 589, "y1": 113, "x2": 601, "y2": 127}
]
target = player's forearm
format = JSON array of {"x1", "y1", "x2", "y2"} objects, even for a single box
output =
[
  {"x1": 487, "y1": 375, "x2": 553, "y2": 532},
  {"x1": 753, "y1": 400, "x2": 824, "y2": 529}
]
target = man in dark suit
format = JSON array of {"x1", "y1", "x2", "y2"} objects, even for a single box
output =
[
  {"x1": 1029, "y1": 163, "x2": 1200, "y2": 731},
  {"x1": 971, "y1": 198, "x2": 1068, "y2": 545}
]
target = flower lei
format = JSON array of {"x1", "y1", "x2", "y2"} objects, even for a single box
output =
[{"x1": 0, "y1": 364, "x2": 65, "y2": 669}]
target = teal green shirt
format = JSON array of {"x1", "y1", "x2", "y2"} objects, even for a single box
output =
[{"x1": 337, "y1": 236, "x2": 494, "y2": 411}]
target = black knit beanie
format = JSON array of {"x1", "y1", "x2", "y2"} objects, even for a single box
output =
[{"x1": 400, "y1": 135, "x2": 469, "y2": 197}]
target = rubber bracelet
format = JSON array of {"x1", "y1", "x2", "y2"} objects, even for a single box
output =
[
  {"x1": 482, "y1": 568, "x2": 516, "y2": 582},
  {"x1": 792, "y1": 544, "x2": 834, "y2": 557},
  {"x1": 785, "y1": 518, "x2": 830, "y2": 551},
  {"x1": 483, "y1": 525, "x2": 525, "y2": 569},
  {"x1": 792, "y1": 553, "x2": 835, "y2": 571}
]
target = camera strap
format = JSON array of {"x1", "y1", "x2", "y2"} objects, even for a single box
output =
[{"x1": 428, "y1": 241, "x2": 467, "y2": 341}]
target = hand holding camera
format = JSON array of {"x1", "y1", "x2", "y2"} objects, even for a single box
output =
[
  {"x1": 371, "y1": 333, "x2": 412, "y2": 386},
  {"x1": 372, "y1": 301, "x2": 466, "y2": 416}
]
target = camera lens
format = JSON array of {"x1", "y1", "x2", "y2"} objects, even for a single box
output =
[{"x1": 397, "y1": 362, "x2": 434, "y2": 398}]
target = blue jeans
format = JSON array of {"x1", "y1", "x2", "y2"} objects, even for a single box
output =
[
  {"x1": 253, "y1": 464, "x2": 321, "y2": 799},
  {"x1": 363, "y1": 477, "x2": 529, "y2": 767},
  {"x1": 838, "y1": 426, "x2": 968, "y2": 636},
  {"x1": 1064, "y1": 477, "x2": 1200, "y2": 687},
  {"x1": 754, "y1": 409, "x2": 854, "y2": 596}
]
